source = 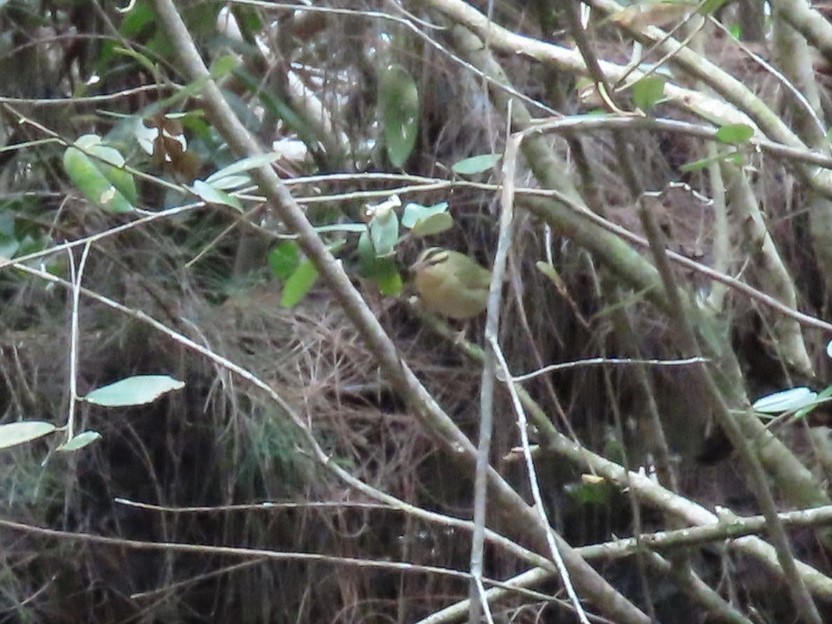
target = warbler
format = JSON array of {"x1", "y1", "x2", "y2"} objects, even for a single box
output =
[{"x1": 410, "y1": 247, "x2": 491, "y2": 320}]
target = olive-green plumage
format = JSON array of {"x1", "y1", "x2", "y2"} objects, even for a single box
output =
[{"x1": 410, "y1": 248, "x2": 491, "y2": 320}]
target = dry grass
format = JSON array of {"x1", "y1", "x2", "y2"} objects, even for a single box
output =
[{"x1": 1, "y1": 1, "x2": 830, "y2": 622}]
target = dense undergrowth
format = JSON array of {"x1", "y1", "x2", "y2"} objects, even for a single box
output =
[{"x1": 3, "y1": 1, "x2": 832, "y2": 622}]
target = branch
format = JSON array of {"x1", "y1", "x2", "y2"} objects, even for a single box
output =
[{"x1": 150, "y1": 1, "x2": 652, "y2": 622}]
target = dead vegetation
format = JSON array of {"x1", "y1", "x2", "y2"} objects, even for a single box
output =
[{"x1": 3, "y1": 0, "x2": 832, "y2": 622}]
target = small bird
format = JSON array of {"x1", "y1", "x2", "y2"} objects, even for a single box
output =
[{"x1": 410, "y1": 247, "x2": 492, "y2": 320}]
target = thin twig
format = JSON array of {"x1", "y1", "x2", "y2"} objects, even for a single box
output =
[
  {"x1": 512, "y1": 356, "x2": 707, "y2": 382},
  {"x1": 0, "y1": 517, "x2": 501, "y2": 585},
  {"x1": 469, "y1": 105, "x2": 520, "y2": 624},
  {"x1": 66, "y1": 241, "x2": 92, "y2": 441},
  {"x1": 490, "y1": 336, "x2": 589, "y2": 624}
]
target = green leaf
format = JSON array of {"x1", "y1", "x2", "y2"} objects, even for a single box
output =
[
  {"x1": 205, "y1": 174, "x2": 250, "y2": 191},
  {"x1": 85, "y1": 375, "x2": 185, "y2": 407},
  {"x1": 0, "y1": 212, "x2": 14, "y2": 237},
  {"x1": 752, "y1": 387, "x2": 817, "y2": 414},
  {"x1": 205, "y1": 152, "x2": 281, "y2": 185},
  {"x1": 0, "y1": 421, "x2": 56, "y2": 450},
  {"x1": 0, "y1": 237, "x2": 19, "y2": 259},
  {"x1": 357, "y1": 230, "x2": 376, "y2": 277},
  {"x1": 211, "y1": 53, "x2": 239, "y2": 79},
  {"x1": 379, "y1": 64, "x2": 419, "y2": 168},
  {"x1": 633, "y1": 76, "x2": 666, "y2": 111},
  {"x1": 63, "y1": 147, "x2": 134, "y2": 213},
  {"x1": 370, "y1": 256, "x2": 404, "y2": 296},
  {"x1": 716, "y1": 123, "x2": 754, "y2": 144},
  {"x1": 276, "y1": 240, "x2": 343, "y2": 308},
  {"x1": 74, "y1": 135, "x2": 138, "y2": 204},
  {"x1": 451, "y1": 154, "x2": 501, "y2": 176},
  {"x1": 281, "y1": 259, "x2": 319, "y2": 308},
  {"x1": 234, "y1": 5, "x2": 264, "y2": 33},
  {"x1": 63, "y1": 136, "x2": 136, "y2": 214},
  {"x1": 402, "y1": 202, "x2": 449, "y2": 228},
  {"x1": 191, "y1": 180, "x2": 243, "y2": 210},
  {"x1": 369, "y1": 207, "x2": 399, "y2": 258},
  {"x1": 565, "y1": 480, "x2": 612, "y2": 506},
  {"x1": 795, "y1": 386, "x2": 832, "y2": 421},
  {"x1": 57, "y1": 430, "x2": 102, "y2": 452},
  {"x1": 412, "y1": 212, "x2": 453, "y2": 237},
  {"x1": 402, "y1": 201, "x2": 453, "y2": 236},
  {"x1": 120, "y1": 3, "x2": 155, "y2": 39},
  {"x1": 356, "y1": 236, "x2": 403, "y2": 293},
  {"x1": 577, "y1": 483, "x2": 611, "y2": 505},
  {"x1": 269, "y1": 241, "x2": 300, "y2": 281}
]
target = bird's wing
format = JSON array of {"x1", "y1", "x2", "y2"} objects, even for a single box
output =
[{"x1": 470, "y1": 265, "x2": 492, "y2": 290}]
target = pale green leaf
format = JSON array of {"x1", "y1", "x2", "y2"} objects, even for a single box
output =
[
  {"x1": 57, "y1": 430, "x2": 102, "y2": 452},
  {"x1": 0, "y1": 238, "x2": 19, "y2": 259},
  {"x1": 401, "y1": 202, "x2": 449, "y2": 228},
  {"x1": 795, "y1": 386, "x2": 832, "y2": 421},
  {"x1": 716, "y1": 123, "x2": 754, "y2": 144},
  {"x1": 0, "y1": 421, "x2": 56, "y2": 450},
  {"x1": 369, "y1": 208, "x2": 399, "y2": 258},
  {"x1": 403, "y1": 200, "x2": 453, "y2": 236},
  {"x1": 379, "y1": 65, "x2": 419, "y2": 168},
  {"x1": 191, "y1": 180, "x2": 243, "y2": 210},
  {"x1": 451, "y1": 154, "x2": 501, "y2": 176},
  {"x1": 85, "y1": 375, "x2": 185, "y2": 407},
  {"x1": 412, "y1": 213, "x2": 453, "y2": 237},
  {"x1": 357, "y1": 230, "x2": 376, "y2": 277},
  {"x1": 206, "y1": 152, "x2": 281, "y2": 184},
  {"x1": 211, "y1": 54, "x2": 239, "y2": 79},
  {"x1": 633, "y1": 76, "x2": 666, "y2": 111},
  {"x1": 206, "y1": 174, "x2": 251, "y2": 190},
  {"x1": 752, "y1": 387, "x2": 817, "y2": 414}
]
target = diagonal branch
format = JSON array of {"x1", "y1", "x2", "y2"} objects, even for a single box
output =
[{"x1": 150, "y1": 0, "x2": 652, "y2": 622}]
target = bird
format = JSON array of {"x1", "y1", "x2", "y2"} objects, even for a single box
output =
[{"x1": 410, "y1": 247, "x2": 492, "y2": 320}]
